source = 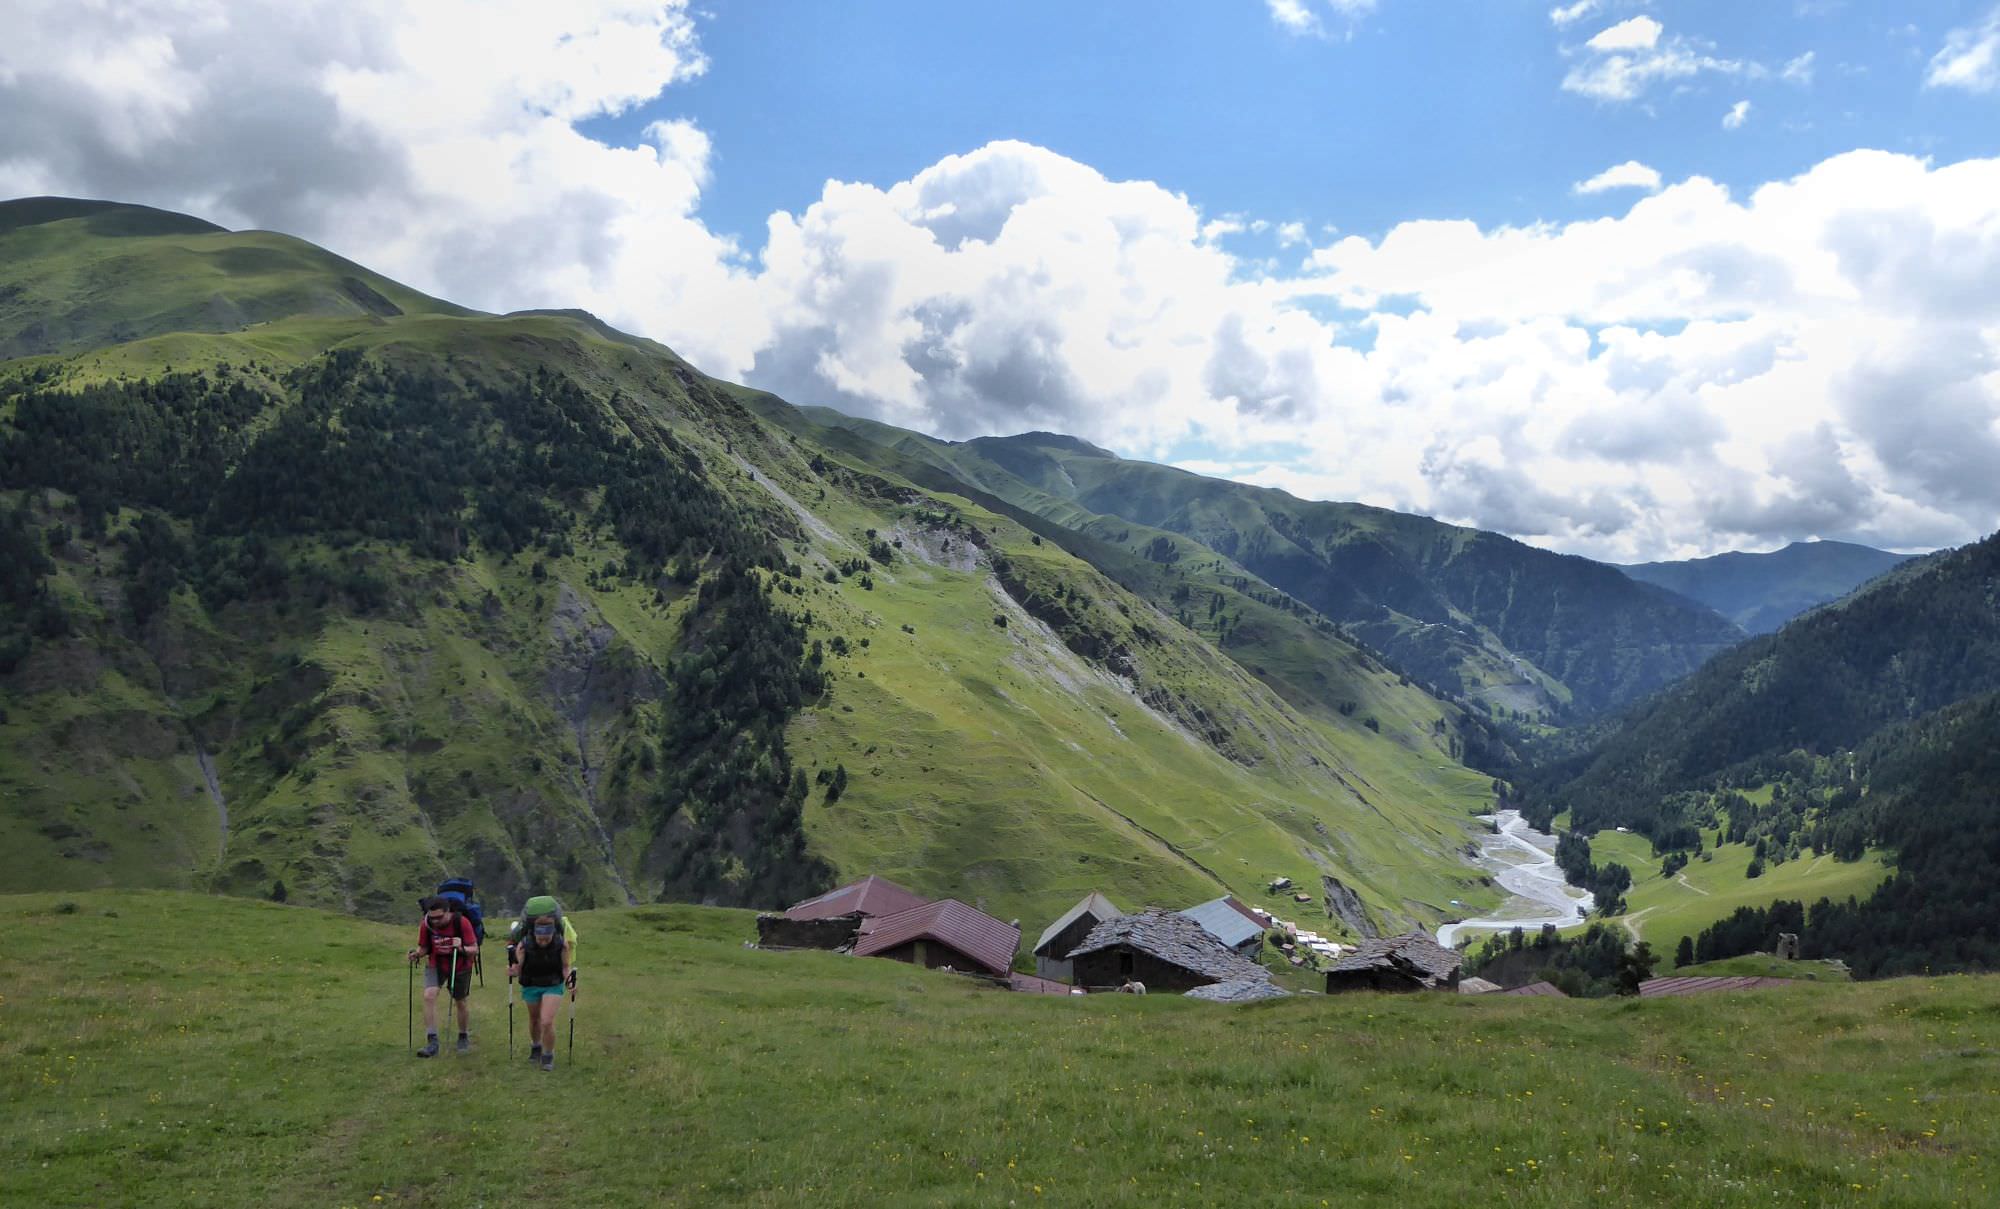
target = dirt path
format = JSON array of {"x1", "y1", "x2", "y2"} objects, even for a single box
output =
[
  {"x1": 1621, "y1": 906, "x2": 1659, "y2": 943},
  {"x1": 1675, "y1": 873, "x2": 1710, "y2": 896}
]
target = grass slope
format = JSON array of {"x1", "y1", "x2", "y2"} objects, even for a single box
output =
[
  {"x1": 5, "y1": 891, "x2": 1996, "y2": 1208},
  {"x1": 1587, "y1": 830, "x2": 1890, "y2": 956}
]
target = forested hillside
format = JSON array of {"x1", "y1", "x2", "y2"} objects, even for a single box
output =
[{"x1": 0, "y1": 197, "x2": 1503, "y2": 932}]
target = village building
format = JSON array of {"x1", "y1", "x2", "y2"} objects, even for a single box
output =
[
  {"x1": 1031, "y1": 891, "x2": 1122, "y2": 982},
  {"x1": 1323, "y1": 931, "x2": 1462, "y2": 993},
  {"x1": 1457, "y1": 977, "x2": 1503, "y2": 995},
  {"x1": 1499, "y1": 981, "x2": 1568, "y2": 997},
  {"x1": 1068, "y1": 909, "x2": 1273, "y2": 993},
  {"x1": 851, "y1": 898, "x2": 1021, "y2": 979},
  {"x1": 1637, "y1": 975, "x2": 1794, "y2": 998},
  {"x1": 1178, "y1": 895, "x2": 1266, "y2": 955},
  {"x1": 757, "y1": 874, "x2": 932, "y2": 950}
]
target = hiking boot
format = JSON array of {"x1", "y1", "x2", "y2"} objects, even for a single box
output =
[
  {"x1": 539, "y1": 1052, "x2": 555, "y2": 1072},
  {"x1": 528, "y1": 1047, "x2": 543, "y2": 1065},
  {"x1": 416, "y1": 1038, "x2": 440, "y2": 1059},
  {"x1": 455, "y1": 1034, "x2": 470, "y2": 1054}
]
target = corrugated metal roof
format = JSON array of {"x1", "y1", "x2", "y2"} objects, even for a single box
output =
[
  {"x1": 1008, "y1": 972, "x2": 1078, "y2": 995},
  {"x1": 1070, "y1": 910, "x2": 1272, "y2": 984},
  {"x1": 1179, "y1": 897, "x2": 1266, "y2": 950},
  {"x1": 1500, "y1": 981, "x2": 1568, "y2": 997},
  {"x1": 1638, "y1": 976, "x2": 1795, "y2": 998},
  {"x1": 1033, "y1": 891, "x2": 1122, "y2": 957},
  {"x1": 852, "y1": 899, "x2": 1020, "y2": 977},
  {"x1": 783, "y1": 875, "x2": 930, "y2": 922}
]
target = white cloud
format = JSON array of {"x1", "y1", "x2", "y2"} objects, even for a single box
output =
[
  {"x1": 1265, "y1": 0, "x2": 1377, "y2": 37},
  {"x1": 1926, "y1": 8, "x2": 2000, "y2": 93},
  {"x1": 1573, "y1": 161, "x2": 1664, "y2": 195},
  {"x1": 5, "y1": 3, "x2": 1999, "y2": 561},
  {"x1": 1723, "y1": 100, "x2": 1751, "y2": 129},
  {"x1": 1781, "y1": 51, "x2": 1817, "y2": 85},
  {"x1": 1276, "y1": 221, "x2": 1309, "y2": 247},
  {"x1": 0, "y1": 0, "x2": 771, "y2": 375},
  {"x1": 1549, "y1": 1, "x2": 1600, "y2": 29},
  {"x1": 1587, "y1": 17, "x2": 1662, "y2": 53},
  {"x1": 1563, "y1": 16, "x2": 1744, "y2": 103}
]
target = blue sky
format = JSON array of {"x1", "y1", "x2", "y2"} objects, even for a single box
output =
[
  {"x1": 602, "y1": 2, "x2": 1998, "y2": 247},
  {"x1": 7, "y1": 1, "x2": 2000, "y2": 559}
]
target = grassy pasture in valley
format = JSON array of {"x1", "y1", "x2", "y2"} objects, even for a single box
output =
[
  {"x1": 6, "y1": 891, "x2": 1997, "y2": 1208},
  {"x1": 1588, "y1": 829, "x2": 1890, "y2": 957}
]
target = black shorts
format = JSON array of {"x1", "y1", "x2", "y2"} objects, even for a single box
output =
[{"x1": 424, "y1": 964, "x2": 473, "y2": 1000}]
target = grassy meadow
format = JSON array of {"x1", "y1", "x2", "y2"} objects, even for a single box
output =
[
  {"x1": 6, "y1": 890, "x2": 1998, "y2": 1208},
  {"x1": 1588, "y1": 829, "x2": 1891, "y2": 956}
]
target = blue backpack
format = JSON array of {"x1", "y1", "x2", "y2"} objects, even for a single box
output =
[{"x1": 435, "y1": 877, "x2": 486, "y2": 942}]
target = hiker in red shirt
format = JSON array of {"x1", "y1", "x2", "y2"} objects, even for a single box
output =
[{"x1": 406, "y1": 896, "x2": 478, "y2": 1057}]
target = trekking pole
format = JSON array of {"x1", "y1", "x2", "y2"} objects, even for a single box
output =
[
  {"x1": 507, "y1": 968, "x2": 515, "y2": 1060},
  {"x1": 449, "y1": 944, "x2": 462, "y2": 1052},
  {"x1": 567, "y1": 977, "x2": 576, "y2": 1067},
  {"x1": 407, "y1": 955, "x2": 415, "y2": 1053}
]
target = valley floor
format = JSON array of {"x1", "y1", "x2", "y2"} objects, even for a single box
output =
[{"x1": 4, "y1": 891, "x2": 1994, "y2": 1208}]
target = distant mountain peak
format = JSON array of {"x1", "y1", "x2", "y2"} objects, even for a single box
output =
[{"x1": 974, "y1": 431, "x2": 1118, "y2": 458}]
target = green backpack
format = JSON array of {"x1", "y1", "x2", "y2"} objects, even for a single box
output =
[{"x1": 509, "y1": 896, "x2": 578, "y2": 958}]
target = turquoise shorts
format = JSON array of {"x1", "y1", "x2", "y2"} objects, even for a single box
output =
[{"x1": 520, "y1": 983, "x2": 566, "y2": 1005}]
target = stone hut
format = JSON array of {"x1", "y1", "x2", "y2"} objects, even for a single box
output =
[
  {"x1": 1323, "y1": 931, "x2": 1462, "y2": 993},
  {"x1": 1068, "y1": 909, "x2": 1272, "y2": 993}
]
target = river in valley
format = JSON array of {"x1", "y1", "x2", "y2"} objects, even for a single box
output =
[{"x1": 1436, "y1": 809, "x2": 1594, "y2": 948}]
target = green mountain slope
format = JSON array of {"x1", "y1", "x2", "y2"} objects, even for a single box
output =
[
  {"x1": 795, "y1": 422, "x2": 1743, "y2": 723},
  {"x1": 0, "y1": 198, "x2": 471, "y2": 360},
  {"x1": 0, "y1": 198, "x2": 1502, "y2": 934},
  {"x1": 1623, "y1": 540, "x2": 1913, "y2": 634}
]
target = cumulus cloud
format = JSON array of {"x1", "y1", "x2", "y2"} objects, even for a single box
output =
[
  {"x1": 1562, "y1": 16, "x2": 1743, "y2": 102},
  {"x1": 1573, "y1": 161, "x2": 1664, "y2": 195},
  {"x1": 1926, "y1": 7, "x2": 2000, "y2": 92},
  {"x1": 0, "y1": 0, "x2": 769, "y2": 374},
  {"x1": 5, "y1": 2, "x2": 2000, "y2": 560},
  {"x1": 1587, "y1": 17, "x2": 1662, "y2": 53},
  {"x1": 1723, "y1": 100, "x2": 1751, "y2": 129}
]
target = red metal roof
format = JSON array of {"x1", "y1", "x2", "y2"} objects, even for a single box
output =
[
  {"x1": 852, "y1": 898, "x2": 1020, "y2": 977},
  {"x1": 1220, "y1": 896, "x2": 1263, "y2": 926},
  {"x1": 1500, "y1": 981, "x2": 1568, "y2": 997},
  {"x1": 1008, "y1": 972, "x2": 1077, "y2": 995},
  {"x1": 783, "y1": 875, "x2": 931, "y2": 922},
  {"x1": 1639, "y1": 976, "x2": 1795, "y2": 998}
]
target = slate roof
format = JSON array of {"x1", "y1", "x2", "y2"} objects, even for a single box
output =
[
  {"x1": 1500, "y1": 981, "x2": 1568, "y2": 998},
  {"x1": 1185, "y1": 978, "x2": 1290, "y2": 1003},
  {"x1": 783, "y1": 875, "x2": 930, "y2": 922},
  {"x1": 1179, "y1": 897, "x2": 1267, "y2": 951},
  {"x1": 1325, "y1": 931, "x2": 1463, "y2": 987},
  {"x1": 852, "y1": 898, "x2": 1020, "y2": 977},
  {"x1": 1457, "y1": 977, "x2": 1503, "y2": 995},
  {"x1": 1638, "y1": 976, "x2": 1795, "y2": 998},
  {"x1": 1033, "y1": 891, "x2": 1122, "y2": 957},
  {"x1": 1070, "y1": 909, "x2": 1272, "y2": 984}
]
